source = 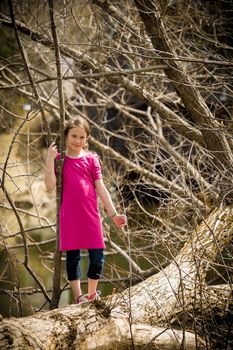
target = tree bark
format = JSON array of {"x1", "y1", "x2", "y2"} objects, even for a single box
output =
[{"x1": 0, "y1": 306, "x2": 205, "y2": 349}]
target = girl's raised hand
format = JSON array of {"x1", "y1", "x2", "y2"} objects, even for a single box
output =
[
  {"x1": 112, "y1": 214, "x2": 127, "y2": 228},
  {"x1": 47, "y1": 142, "x2": 58, "y2": 160}
]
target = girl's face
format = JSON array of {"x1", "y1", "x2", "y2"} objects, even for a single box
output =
[{"x1": 66, "y1": 127, "x2": 88, "y2": 155}]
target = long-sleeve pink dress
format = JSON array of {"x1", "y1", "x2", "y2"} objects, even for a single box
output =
[{"x1": 57, "y1": 153, "x2": 105, "y2": 251}]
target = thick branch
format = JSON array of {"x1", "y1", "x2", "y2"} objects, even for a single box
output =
[
  {"x1": 120, "y1": 205, "x2": 233, "y2": 325},
  {"x1": 133, "y1": 0, "x2": 233, "y2": 169}
]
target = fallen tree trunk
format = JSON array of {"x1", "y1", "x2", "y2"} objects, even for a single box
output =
[
  {"x1": 0, "y1": 303, "x2": 204, "y2": 350},
  {"x1": 1, "y1": 205, "x2": 233, "y2": 349}
]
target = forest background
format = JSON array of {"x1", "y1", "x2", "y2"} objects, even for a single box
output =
[{"x1": 0, "y1": 0, "x2": 233, "y2": 349}]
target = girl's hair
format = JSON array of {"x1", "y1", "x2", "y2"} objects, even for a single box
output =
[{"x1": 64, "y1": 117, "x2": 91, "y2": 138}]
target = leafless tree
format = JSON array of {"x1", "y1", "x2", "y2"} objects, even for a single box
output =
[{"x1": 0, "y1": 0, "x2": 232, "y2": 348}]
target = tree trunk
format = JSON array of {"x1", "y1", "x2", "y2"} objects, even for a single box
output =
[
  {"x1": 47, "y1": 0, "x2": 65, "y2": 311},
  {"x1": 1, "y1": 205, "x2": 232, "y2": 349},
  {"x1": 0, "y1": 305, "x2": 205, "y2": 349}
]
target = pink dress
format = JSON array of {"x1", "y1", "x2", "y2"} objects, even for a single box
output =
[{"x1": 57, "y1": 153, "x2": 105, "y2": 251}]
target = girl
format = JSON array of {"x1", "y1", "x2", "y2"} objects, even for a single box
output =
[{"x1": 44, "y1": 117, "x2": 127, "y2": 304}]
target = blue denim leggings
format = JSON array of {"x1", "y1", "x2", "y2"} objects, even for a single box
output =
[{"x1": 66, "y1": 249, "x2": 104, "y2": 281}]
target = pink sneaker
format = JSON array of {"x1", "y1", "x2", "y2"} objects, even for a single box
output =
[
  {"x1": 76, "y1": 294, "x2": 87, "y2": 304},
  {"x1": 86, "y1": 291, "x2": 101, "y2": 302}
]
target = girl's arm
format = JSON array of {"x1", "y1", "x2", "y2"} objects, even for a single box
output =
[
  {"x1": 95, "y1": 179, "x2": 127, "y2": 228},
  {"x1": 44, "y1": 142, "x2": 58, "y2": 192}
]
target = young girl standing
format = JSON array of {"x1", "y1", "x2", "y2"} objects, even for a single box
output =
[{"x1": 44, "y1": 117, "x2": 127, "y2": 304}]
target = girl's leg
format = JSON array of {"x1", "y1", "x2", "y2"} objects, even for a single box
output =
[
  {"x1": 66, "y1": 250, "x2": 82, "y2": 301},
  {"x1": 69, "y1": 280, "x2": 82, "y2": 301},
  {"x1": 87, "y1": 278, "x2": 99, "y2": 296},
  {"x1": 87, "y1": 249, "x2": 105, "y2": 297}
]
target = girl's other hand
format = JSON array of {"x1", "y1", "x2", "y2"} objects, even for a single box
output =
[
  {"x1": 47, "y1": 142, "x2": 58, "y2": 160},
  {"x1": 112, "y1": 214, "x2": 127, "y2": 228}
]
